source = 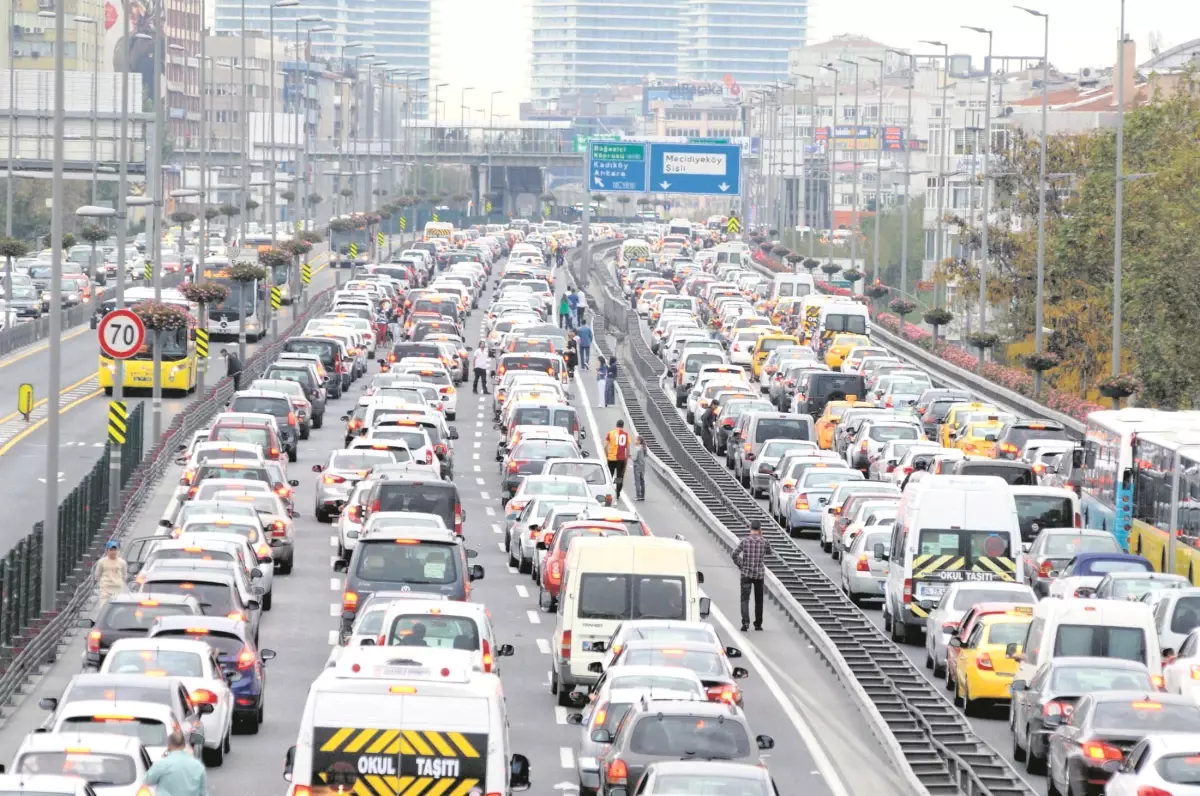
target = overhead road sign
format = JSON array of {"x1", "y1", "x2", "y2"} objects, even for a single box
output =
[
  {"x1": 98, "y1": 308, "x2": 146, "y2": 360},
  {"x1": 588, "y1": 141, "x2": 648, "y2": 193},
  {"x1": 648, "y1": 142, "x2": 742, "y2": 196}
]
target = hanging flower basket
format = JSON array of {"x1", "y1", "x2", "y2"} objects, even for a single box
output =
[
  {"x1": 771, "y1": 245, "x2": 790, "y2": 257},
  {"x1": 865, "y1": 283, "x2": 890, "y2": 299},
  {"x1": 965, "y1": 332, "x2": 1000, "y2": 350},
  {"x1": 841, "y1": 269, "x2": 864, "y2": 284},
  {"x1": 328, "y1": 218, "x2": 355, "y2": 234},
  {"x1": 177, "y1": 281, "x2": 230, "y2": 306},
  {"x1": 1022, "y1": 352, "x2": 1061, "y2": 373},
  {"x1": 784, "y1": 253, "x2": 803, "y2": 265},
  {"x1": 229, "y1": 262, "x2": 268, "y2": 283},
  {"x1": 132, "y1": 301, "x2": 190, "y2": 332},
  {"x1": 299, "y1": 230, "x2": 323, "y2": 244},
  {"x1": 820, "y1": 262, "x2": 840, "y2": 276},
  {"x1": 923, "y1": 308, "x2": 954, "y2": 327},
  {"x1": 1097, "y1": 373, "x2": 1140, "y2": 399},
  {"x1": 888, "y1": 298, "x2": 917, "y2": 316},
  {"x1": 759, "y1": 242, "x2": 773, "y2": 253},
  {"x1": 258, "y1": 248, "x2": 292, "y2": 270},
  {"x1": 282, "y1": 239, "x2": 313, "y2": 258},
  {"x1": 801, "y1": 258, "x2": 820, "y2": 272}
]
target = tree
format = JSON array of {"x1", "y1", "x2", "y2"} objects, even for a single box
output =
[
  {"x1": 77, "y1": 224, "x2": 110, "y2": 280},
  {"x1": 243, "y1": 198, "x2": 260, "y2": 212},
  {"x1": 0, "y1": 237, "x2": 29, "y2": 311},
  {"x1": 280, "y1": 190, "x2": 296, "y2": 203},
  {"x1": 860, "y1": 196, "x2": 926, "y2": 290},
  {"x1": 204, "y1": 207, "x2": 221, "y2": 221},
  {"x1": 43, "y1": 232, "x2": 76, "y2": 250},
  {"x1": 339, "y1": 187, "x2": 354, "y2": 198},
  {"x1": 306, "y1": 193, "x2": 323, "y2": 206}
]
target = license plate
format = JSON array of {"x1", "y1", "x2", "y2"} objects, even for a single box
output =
[
  {"x1": 878, "y1": 581, "x2": 887, "y2": 592},
  {"x1": 380, "y1": 666, "x2": 429, "y2": 678},
  {"x1": 916, "y1": 582, "x2": 947, "y2": 600},
  {"x1": 581, "y1": 641, "x2": 604, "y2": 652}
]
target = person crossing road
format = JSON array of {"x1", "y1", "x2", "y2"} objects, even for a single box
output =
[{"x1": 604, "y1": 419, "x2": 632, "y2": 500}]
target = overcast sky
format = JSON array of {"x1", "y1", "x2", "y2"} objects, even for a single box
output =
[{"x1": 434, "y1": 0, "x2": 1199, "y2": 119}]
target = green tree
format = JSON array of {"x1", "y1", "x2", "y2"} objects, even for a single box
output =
[{"x1": 860, "y1": 197, "x2": 926, "y2": 290}]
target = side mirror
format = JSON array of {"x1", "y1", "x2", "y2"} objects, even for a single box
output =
[
  {"x1": 469, "y1": 564, "x2": 484, "y2": 581},
  {"x1": 333, "y1": 559, "x2": 348, "y2": 573},
  {"x1": 1101, "y1": 759, "x2": 1122, "y2": 774},
  {"x1": 466, "y1": 548, "x2": 479, "y2": 559},
  {"x1": 759, "y1": 463, "x2": 774, "y2": 474},
  {"x1": 1021, "y1": 542, "x2": 1032, "y2": 553},
  {"x1": 725, "y1": 645, "x2": 742, "y2": 658},
  {"x1": 450, "y1": 428, "x2": 460, "y2": 440},
  {"x1": 590, "y1": 640, "x2": 607, "y2": 653},
  {"x1": 159, "y1": 519, "x2": 173, "y2": 528},
  {"x1": 78, "y1": 617, "x2": 95, "y2": 629},
  {"x1": 38, "y1": 697, "x2": 58, "y2": 711},
  {"x1": 1043, "y1": 713, "x2": 1064, "y2": 728},
  {"x1": 732, "y1": 666, "x2": 749, "y2": 679},
  {"x1": 189, "y1": 731, "x2": 205, "y2": 748},
  {"x1": 696, "y1": 571, "x2": 704, "y2": 585},
  {"x1": 311, "y1": 464, "x2": 324, "y2": 472},
  {"x1": 288, "y1": 479, "x2": 300, "y2": 487},
  {"x1": 756, "y1": 734, "x2": 776, "y2": 750},
  {"x1": 359, "y1": 638, "x2": 376, "y2": 646},
  {"x1": 565, "y1": 713, "x2": 584, "y2": 726},
  {"x1": 1010, "y1": 680, "x2": 1028, "y2": 692},
  {"x1": 340, "y1": 414, "x2": 350, "y2": 421},
  {"x1": 341, "y1": 610, "x2": 355, "y2": 622},
  {"x1": 283, "y1": 745, "x2": 296, "y2": 782},
  {"x1": 246, "y1": 599, "x2": 261, "y2": 611},
  {"x1": 1163, "y1": 648, "x2": 1177, "y2": 660},
  {"x1": 251, "y1": 567, "x2": 264, "y2": 579},
  {"x1": 1075, "y1": 586, "x2": 1096, "y2": 599},
  {"x1": 198, "y1": 703, "x2": 215, "y2": 716},
  {"x1": 948, "y1": 637, "x2": 962, "y2": 648},
  {"x1": 587, "y1": 661, "x2": 604, "y2": 674},
  {"x1": 496, "y1": 643, "x2": 514, "y2": 657},
  {"x1": 1005, "y1": 642, "x2": 1019, "y2": 659},
  {"x1": 589, "y1": 729, "x2": 613, "y2": 745},
  {"x1": 699, "y1": 596, "x2": 711, "y2": 619},
  {"x1": 581, "y1": 450, "x2": 590, "y2": 458}
]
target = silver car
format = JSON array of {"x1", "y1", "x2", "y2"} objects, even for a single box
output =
[
  {"x1": 922, "y1": 581, "x2": 1036, "y2": 678},
  {"x1": 740, "y1": 438, "x2": 818, "y2": 497},
  {"x1": 840, "y1": 528, "x2": 890, "y2": 604},
  {"x1": 312, "y1": 449, "x2": 396, "y2": 522}
]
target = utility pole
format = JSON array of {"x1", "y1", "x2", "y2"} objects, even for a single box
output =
[
  {"x1": 109, "y1": 0, "x2": 133, "y2": 510},
  {"x1": 820, "y1": 63, "x2": 839, "y2": 267},
  {"x1": 922, "y1": 41, "x2": 950, "y2": 309},
  {"x1": 964, "y1": 26, "x2": 994, "y2": 339},
  {"x1": 900, "y1": 54, "x2": 914, "y2": 297},
  {"x1": 863, "y1": 55, "x2": 885, "y2": 285},
  {"x1": 838, "y1": 58, "x2": 860, "y2": 274},
  {"x1": 150, "y1": 22, "x2": 164, "y2": 441},
  {"x1": 1111, "y1": 0, "x2": 1127, "y2": 402}
]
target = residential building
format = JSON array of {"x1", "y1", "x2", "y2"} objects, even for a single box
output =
[
  {"x1": 789, "y1": 34, "x2": 908, "y2": 85},
  {"x1": 2, "y1": 0, "x2": 104, "y2": 72},
  {"x1": 679, "y1": 0, "x2": 807, "y2": 84},
  {"x1": 213, "y1": 0, "x2": 347, "y2": 66}
]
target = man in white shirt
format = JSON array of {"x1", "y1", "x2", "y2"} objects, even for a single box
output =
[{"x1": 471, "y1": 344, "x2": 492, "y2": 394}]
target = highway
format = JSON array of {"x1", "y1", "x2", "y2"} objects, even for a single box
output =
[
  {"x1": 0, "y1": 253, "x2": 337, "y2": 555},
  {"x1": 0, "y1": 254, "x2": 912, "y2": 796}
]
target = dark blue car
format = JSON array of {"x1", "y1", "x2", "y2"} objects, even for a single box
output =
[
  {"x1": 1055, "y1": 552, "x2": 1152, "y2": 597},
  {"x1": 149, "y1": 615, "x2": 276, "y2": 733}
]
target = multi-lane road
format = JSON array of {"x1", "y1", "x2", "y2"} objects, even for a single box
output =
[
  {"x1": 0, "y1": 253, "x2": 913, "y2": 796},
  {"x1": 0, "y1": 253, "x2": 335, "y2": 554}
]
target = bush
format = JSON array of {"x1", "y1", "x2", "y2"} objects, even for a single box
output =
[
  {"x1": 784, "y1": 252, "x2": 803, "y2": 265},
  {"x1": 299, "y1": 230, "x2": 322, "y2": 244},
  {"x1": 820, "y1": 262, "x2": 840, "y2": 276},
  {"x1": 282, "y1": 239, "x2": 313, "y2": 258},
  {"x1": 258, "y1": 247, "x2": 292, "y2": 269},
  {"x1": 78, "y1": 224, "x2": 110, "y2": 244},
  {"x1": 802, "y1": 258, "x2": 820, "y2": 272},
  {"x1": 0, "y1": 237, "x2": 29, "y2": 259},
  {"x1": 771, "y1": 245, "x2": 790, "y2": 257},
  {"x1": 923, "y1": 308, "x2": 954, "y2": 327},
  {"x1": 965, "y1": 332, "x2": 1000, "y2": 350},
  {"x1": 539, "y1": 193, "x2": 556, "y2": 203},
  {"x1": 218, "y1": 203, "x2": 240, "y2": 218},
  {"x1": 204, "y1": 207, "x2": 221, "y2": 221},
  {"x1": 243, "y1": 198, "x2": 260, "y2": 211},
  {"x1": 759, "y1": 242, "x2": 773, "y2": 253},
  {"x1": 280, "y1": 190, "x2": 296, "y2": 202},
  {"x1": 339, "y1": 187, "x2": 354, "y2": 198},
  {"x1": 169, "y1": 210, "x2": 196, "y2": 225},
  {"x1": 328, "y1": 218, "x2": 354, "y2": 234},
  {"x1": 132, "y1": 300, "x2": 190, "y2": 332},
  {"x1": 306, "y1": 193, "x2": 323, "y2": 206},
  {"x1": 177, "y1": 281, "x2": 230, "y2": 305}
]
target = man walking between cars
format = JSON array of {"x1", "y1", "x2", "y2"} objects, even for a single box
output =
[
  {"x1": 471, "y1": 344, "x2": 492, "y2": 394},
  {"x1": 631, "y1": 435, "x2": 647, "y2": 501},
  {"x1": 221, "y1": 348, "x2": 243, "y2": 392},
  {"x1": 604, "y1": 419, "x2": 631, "y2": 500},
  {"x1": 95, "y1": 540, "x2": 127, "y2": 603},
  {"x1": 732, "y1": 520, "x2": 768, "y2": 632},
  {"x1": 144, "y1": 729, "x2": 207, "y2": 796}
]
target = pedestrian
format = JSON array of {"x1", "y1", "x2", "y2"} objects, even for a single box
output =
[
  {"x1": 558, "y1": 292, "x2": 571, "y2": 329},
  {"x1": 575, "y1": 290, "x2": 588, "y2": 326},
  {"x1": 604, "y1": 357, "x2": 618, "y2": 408},
  {"x1": 95, "y1": 540, "x2": 127, "y2": 603},
  {"x1": 631, "y1": 434, "x2": 647, "y2": 501},
  {"x1": 596, "y1": 356, "x2": 608, "y2": 406},
  {"x1": 471, "y1": 344, "x2": 491, "y2": 394},
  {"x1": 576, "y1": 320, "x2": 593, "y2": 370},
  {"x1": 143, "y1": 729, "x2": 207, "y2": 795},
  {"x1": 604, "y1": 419, "x2": 631, "y2": 499},
  {"x1": 732, "y1": 520, "x2": 768, "y2": 632},
  {"x1": 564, "y1": 332, "x2": 578, "y2": 377},
  {"x1": 221, "y1": 348, "x2": 244, "y2": 392},
  {"x1": 566, "y1": 289, "x2": 580, "y2": 328},
  {"x1": 701, "y1": 398, "x2": 720, "y2": 452}
]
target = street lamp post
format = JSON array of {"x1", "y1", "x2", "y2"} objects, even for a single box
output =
[
  {"x1": 1111, "y1": 0, "x2": 1127, "y2": 402},
  {"x1": 837, "y1": 58, "x2": 860, "y2": 274},
  {"x1": 433, "y1": 82, "x2": 448, "y2": 195},
  {"x1": 77, "y1": 205, "x2": 117, "y2": 503},
  {"x1": 861, "y1": 55, "x2": 885, "y2": 285},
  {"x1": 1017, "y1": 5, "x2": 1050, "y2": 395},
  {"x1": 899, "y1": 54, "x2": 915, "y2": 297},
  {"x1": 268, "y1": 0, "x2": 300, "y2": 249},
  {"x1": 964, "y1": 26, "x2": 994, "y2": 341},
  {"x1": 922, "y1": 40, "x2": 950, "y2": 309},
  {"x1": 73, "y1": 15, "x2": 100, "y2": 203},
  {"x1": 819, "y1": 64, "x2": 839, "y2": 267}
]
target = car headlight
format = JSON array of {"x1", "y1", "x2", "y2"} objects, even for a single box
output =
[
  {"x1": 41, "y1": 292, "x2": 50, "y2": 301},
  {"x1": 68, "y1": 293, "x2": 79, "y2": 301}
]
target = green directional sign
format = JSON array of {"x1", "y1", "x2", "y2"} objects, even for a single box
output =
[
  {"x1": 592, "y1": 142, "x2": 646, "y2": 161},
  {"x1": 573, "y1": 134, "x2": 619, "y2": 153},
  {"x1": 688, "y1": 137, "x2": 730, "y2": 145}
]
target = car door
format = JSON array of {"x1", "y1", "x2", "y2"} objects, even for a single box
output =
[
  {"x1": 208, "y1": 647, "x2": 233, "y2": 736},
  {"x1": 176, "y1": 681, "x2": 206, "y2": 747}
]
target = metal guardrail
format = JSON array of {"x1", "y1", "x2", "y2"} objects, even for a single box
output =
[
  {"x1": 0, "y1": 286, "x2": 336, "y2": 717},
  {"x1": 573, "y1": 243, "x2": 1036, "y2": 796}
]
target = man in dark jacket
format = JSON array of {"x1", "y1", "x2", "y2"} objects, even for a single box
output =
[
  {"x1": 222, "y1": 348, "x2": 244, "y2": 391},
  {"x1": 701, "y1": 399, "x2": 720, "y2": 452}
]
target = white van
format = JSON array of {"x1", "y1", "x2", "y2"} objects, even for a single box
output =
[
  {"x1": 551, "y1": 536, "x2": 708, "y2": 704},
  {"x1": 880, "y1": 475, "x2": 1023, "y2": 644},
  {"x1": 1013, "y1": 598, "x2": 1162, "y2": 686},
  {"x1": 286, "y1": 647, "x2": 531, "y2": 795},
  {"x1": 816, "y1": 301, "x2": 870, "y2": 342},
  {"x1": 668, "y1": 218, "x2": 692, "y2": 238},
  {"x1": 1010, "y1": 485, "x2": 1081, "y2": 546},
  {"x1": 771, "y1": 273, "x2": 816, "y2": 302}
]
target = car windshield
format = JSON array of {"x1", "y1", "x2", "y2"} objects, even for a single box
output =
[
  {"x1": 951, "y1": 588, "x2": 1033, "y2": 610},
  {"x1": 197, "y1": 466, "x2": 268, "y2": 483},
  {"x1": 609, "y1": 674, "x2": 702, "y2": 695},
  {"x1": 918, "y1": 530, "x2": 1013, "y2": 564},
  {"x1": 1094, "y1": 701, "x2": 1200, "y2": 731},
  {"x1": 1081, "y1": 559, "x2": 1153, "y2": 575},
  {"x1": 623, "y1": 648, "x2": 727, "y2": 677},
  {"x1": 628, "y1": 714, "x2": 751, "y2": 758},
  {"x1": 801, "y1": 470, "x2": 861, "y2": 488},
  {"x1": 1041, "y1": 534, "x2": 1122, "y2": 557},
  {"x1": 210, "y1": 427, "x2": 272, "y2": 448},
  {"x1": 754, "y1": 419, "x2": 810, "y2": 443},
  {"x1": 354, "y1": 541, "x2": 459, "y2": 585},
  {"x1": 106, "y1": 649, "x2": 205, "y2": 677},
  {"x1": 547, "y1": 462, "x2": 606, "y2": 484},
  {"x1": 16, "y1": 751, "x2": 138, "y2": 786},
  {"x1": 60, "y1": 716, "x2": 167, "y2": 747},
  {"x1": 330, "y1": 451, "x2": 395, "y2": 470},
  {"x1": 386, "y1": 614, "x2": 479, "y2": 649}
]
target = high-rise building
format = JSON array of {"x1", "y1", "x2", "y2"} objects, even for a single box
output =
[
  {"x1": 213, "y1": 1, "x2": 347, "y2": 65},
  {"x1": 679, "y1": 0, "x2": 806, "y2": 84},
  {"x1": 372, "y1": 0, "x2": 430, "y2": 118},
  {"x1": 531, "y1": 0, "x2": 682, "y2": 109}
]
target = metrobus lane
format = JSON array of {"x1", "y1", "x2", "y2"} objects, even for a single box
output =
[
  {"x1": 563, "y1": 365, "x2": 911, "y2": 796},
  {"x1": 0, "y1": 263, "x2": 339, "y2": 553}
]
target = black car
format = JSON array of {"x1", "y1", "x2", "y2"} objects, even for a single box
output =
[
  {"x1": 995, "y1": 419, "x2": 1070, "y2": 460},
  {"x1": 362, "y1": 473, "x2": 463, "y2": 535},
  {"x1": 1009, "y1": 658, "x2": 1155, "y2": 774},
  {"x1": 282, "y1": 337, "x2": 347, "y2": 398},
  {"x1": 1045, "y1": 691, "x2": 1200, "y2": 795},
  {"x1": 914, "y1": 389, "x2": 972, "y2": 437},
  {"x1": 793, "y1": 372, "x2": 868, "y2": 419},
  {"x1": 134, "y1": 565, "x2": 264, "y2": 645},
  {"x1": 80, "y1": 593, "x2": 204, "y2": 669},
  {"x1": 263, "y1": 362, "x2": 327, "y2": 427}
]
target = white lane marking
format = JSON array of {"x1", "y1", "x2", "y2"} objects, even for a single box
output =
[
  {"x1": 559, "y1": 747, "x2": 574, "y2": 769},
  {"x1": 473, "y1": 441, "x2": 481, "y2": 448},
  {"x1": 327, "y1": 630, "x2": 339, "y2": 646},
  {"x1": 476, "y1": 477, "x2": 485, "y2": 485},
  {"x1": 497, "y1": 542, "x2": 506, "y2": 553},
  {"x1": 473, "y1": 465, "x2": 481, "y2": 472},
  {"x1": 485, "y1": 506, "x2": 495, "y2": 516},
  {"x1": 328, "y1": 535, "x2": 337, "y2": 547},
  {"x1": 527, "y1": 610, "x2": 541, "y2": 624},
  {"x1": 330, "y1": 578, "x2": 341, "y2": 591},
  {"x1": 508, "y1": 566, "x2": 518, "y2": 575},
  {"x1": 329, "y1": 604, "x2": 340, "y2": 617},
  {"x1": 536, "y1": 638, "x2": 551, "y2": 654},
  {"x1": 707, "y1": 601, "x2": 853, "y2": 796},
  {"x1": 480, "y1": 491, "x2": 491, "y2": 500},
  {"x1": 554, "y1": 706, "x2": 572, "y2": 725},
  {"x1": 474, "y1": 430, "x2": 482, "y2": 437},
  {"x1": 516, "y1": 584, "x2": 529, "y2": 598},
  {"x1": 472, "y1": 452, "x2": 481, "y2": 460},
  {"x1": 491, "y1": 523, "x2": 502, "y2": 534}
]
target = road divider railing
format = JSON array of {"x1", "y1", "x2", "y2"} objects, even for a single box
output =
[
  {"x1": 0, "y1": 285, "x2": 335, "y2": 721},
  {"x1": 570, "y1": 242, "x2": 1036, "y2": 796}
]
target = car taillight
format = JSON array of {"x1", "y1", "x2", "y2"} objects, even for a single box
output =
[
  {"x1": 181, "y1": 468, "x2": 195, "y2": 485},
  {"x1": 1000, "y1": 442, "x2": 1018, "y2": 455},
  {"x1": 87, "y1": 630, "x2": 102, "y2": 653},
  {"x1": 482, "y1": 639, "x2": 493, "y2": 673},
  {"x1": 287, "y1": 412, "x2": 297, "y2": 425},
  {"x1": 974, "y1": 652, "x2": 994, "y2": 671},
  {"x1": 291, "y1": 398, "x2": 306, "y2": 408},
  {"x1": 721, "y1": 418, "x2": 734, "y2": 428},
  {"x1": 560, "y1": 629, "x2": 571, "y2": 660},
  {"x1": 794, "y1": 493, "x2": 809, "y2": 510},
  {"x1": 856, "y1": 555, "x2": 870, "y2": 572},
  {"x1": 1038, "y1": 560, "x2": 1055, "y2": 577},
  {"x1": 942, "y1": 622, "x2": 959, "y2": 634},
  {"x1": 270, "y1": 520, "x2": 288, "y2": 537},
  {"x1": 1081, "y1": 740, "x2": 1124, "y2": 762},
  {"x1": 903, "y1": 577, "x2": 912, "y2": 604},
  {"x1": 269, "y1": 447, "x2": 280, "y2": 459},
  {"x1": 507, "y1": 460, "x2": 520, "y2": 472},
  {"x1": 885, "y1": 397, "x2": 893, "y2": 408},
  {"x1": 606, "y1": 758, "x2": 628, "y2": 785},
  {"x1": 237, "y1": 648, "x2": 256, "y2": 670},
  {"x1": 191, "y1": 688, "x2": 218, "y2": 705},
  {"x1": 342, "y1": 591, "x2": 358, "y2": 613},
  {"x1": 454, "y1": 503, "x2": 463, "y2": 535},
  {"x1": 1043, "y1": 700, "x2": 1074, "y2": 719},
  {"x1": 274, "y1": 483, "x2": 291, "y2": 497},
  {"x1": 706, "y1": 685, "x2": 738, "y2": 703},
  {"x1": 347, "y1": 505, "x2": 362, "y2": 522},
  {"x1": 903, "y1": 466, "x2": 913, "y2": 475},
  {"x1": 324, "y1": 474, "x2": 346, "y2": 484},
  {"x1": 434, "y1": 443, "x2": 448, "y2": 457},
  {"x1": 860, "y1": 440, "x2": 868, "y2": 451},
  {"x1": 1136, "y1": 788, "x2": 1173, "y2": 796},
  {"x1": 187, "y1": 486, "x2": 198, "y2": 499},
  {"x1": 549, "y1": 559, "x2": 562, "y2": 585},
  {"x1": 1075, "y1": 512, "x2": 1082, "y2": 528},
  {"x1": 388, "y1": 352, "x2": 396, "y2": 362},
  {"x1": 425, "y1": 449, "x2": 435, "y2": 465}
]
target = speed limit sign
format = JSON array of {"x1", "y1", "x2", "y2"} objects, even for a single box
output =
[{"x1": 98, "y1": 308, "x2": 146, "y2": 360}]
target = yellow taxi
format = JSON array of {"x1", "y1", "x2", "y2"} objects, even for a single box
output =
[
  {"x1": 750, "y1": 334, "x2": 801, "y2": 379},
  {"x1": 823, "y1": 333, "x2": 872, "y2": 369},
  {"x1": 951, "y1": 608, "x2": 1032, "y2": 715},
  {"x1": 815, "y1": 400, "x2": 874, "y2": 450},
  {"x1": 939, "y1": 402, "x2": 1000, "y2": 448},
  {"x1": 954, "y1": 418, "x2": 1006, "y2": 458}
]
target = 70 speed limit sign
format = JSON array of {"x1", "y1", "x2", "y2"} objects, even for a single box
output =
[{"x1": 98, "y1": 308, "x2": 147, "y2": 360}]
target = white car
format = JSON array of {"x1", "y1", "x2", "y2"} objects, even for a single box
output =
[
  {"x1": 922, "y1": 581, "x2": 1036, "y2": 678},
  {"x1": 48, "y1": 700, "x2": 201, "y2": 762},
  {"x1": 393, "y1": 364, "x2": 458, "y2": 419},
  {"x1": 99, "y1": 638, "x2": 234, "y2": 765},
  {"x1": 173, "y1": 531, "x2": 274, "y2": 610},
  {"x1": 175, "y1": 441, "x2": 266, "y2": 502},
  {"x1": 335, "y1": 481, "x2": 371, "y2": 558},
  {"x1": 1105, "y1": 734, "x2": 1200, "y2": 796},
  {"x1": 8, "y1": 734, "x2": 149, "y2": 795}
]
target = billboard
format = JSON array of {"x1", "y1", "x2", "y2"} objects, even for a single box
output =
[
  {"x1": 813, "y1": 126, "x2": 908, "y2": 152},
  {"x1": 104, "y1": 0, "x2": 158, "y2": 104},
  {"x1": 642, "y1": 75, "x2": 741, "y2": 114}
]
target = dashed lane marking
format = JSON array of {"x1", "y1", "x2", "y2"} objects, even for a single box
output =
[
  {"x1": 491, "y1": 523, "x2": 501, "y2": 534},
  {"x1": 536, "y1": 638, "x2": 551, "y2": 654},
  {"x1": 515, "y1": 585, "x2": 529, "y2": 598},
  {"x1": 476, "y1": 477, "x2": 485, "y2": 485},
  {"x1": 329, "y1": 578, "x2": 341, "y2": 591},
  {"x1": 559, "y1": 747, "x2": 574, "y2": 769},
  {"x1": 485, "y1": 506, "x2": 495, "y2": 516},
  {"x1": 526, "y1": 610, "x2": 540, "y2": 625}
]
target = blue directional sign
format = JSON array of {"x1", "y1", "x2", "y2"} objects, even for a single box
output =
[
  {"x1": 648, "y1": 142, "x2": 742, "y2": 196},
  {"x1": 588, "y1": 141, "x2": 648, "y2": 193}
]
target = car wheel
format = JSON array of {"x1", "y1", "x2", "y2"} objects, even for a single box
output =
[
  {"x1": 238, "y1": 712, "x2": 260, "y2": 735},
  {"x1": 223, "y1": 732, "x2": 231, "y2": 753},
  {"x1": 300, "y1": 426, "x2": 311, "y2": 440},
  {"x1": 288, "y1": 447, "x2": 297, "y2": 463},
  {"x1": 518, "y1": 550, "x2": 532, "y2": 575},
  {"x1": 315, "y1": 506, "x2": 330, "y2": 523},
  {"x1": 263, "y1": 590, "x2": 273, "y2": 611},
  {"x1": 278, "y1": 555, "x2": 293, "y2": 575},
  {"x1": 1012, "y1": 723, "x2": 1027, "y2": 763},
  {"x1": 508, "y1": 543, "x2": 519, "y2": 570},
  {"x1": 447, "y1": 412, "x2": 456, "y2": 420},
  {"x1": 202, "y1": 741, "x2": 224, "y2": 767},
  {"x1": 313, "y1": 414, "x2": 323, "y2": 429},
  {"x1": 751, "y1": 488, "x2": 763, "y2": 499}
]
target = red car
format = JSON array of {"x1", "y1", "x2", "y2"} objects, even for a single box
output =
[{"x1": 537, "y1": 521, "x2": 628, "y2": 611}]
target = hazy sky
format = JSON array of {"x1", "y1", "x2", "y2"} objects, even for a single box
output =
[{"x1": 434, "y1": 0, "x2": 1200, "y2": 118}]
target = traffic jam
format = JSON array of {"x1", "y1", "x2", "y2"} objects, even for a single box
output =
[{"x1": 617, "y1": 221, "x2": 1200, "y2": 796}]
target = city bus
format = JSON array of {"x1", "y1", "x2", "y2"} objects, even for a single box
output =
[
  {"x1": 202, "y1": 257, "x2": 264, "y2": 341},
  {"x1": 257, "y1": 243, "x2": 292, "y2": 305},
  {"x1": 1129, "y1": 430, "x2": 1200, "y2": 581},
  {"x1": 98, "y1": 287, "x2": 199, "y2": 395}
]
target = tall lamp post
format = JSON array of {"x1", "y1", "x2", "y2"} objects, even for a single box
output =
[
  {"x1": 861, "y1": 55, "x2": 885, "y2": 285},
  {"x1": 791, "y1": 75, "x2": 815, "y2": 258},
  {"x1": 1016, "y1": 4, "x2": 1050, "y2": 395},
  {"x1": 77, "y1": 205, "x2": 117, "y2": 504},
  {"x1": 1111, "y1": 0, "x2": 1127, "y2": 400},
  {"x1": 73, "y1": 15, "x2": 100, "y2": 203},
  {"x1": 963, "y1": 26, "x2": 994, "y2": 339},
  {"x1": 432, "y1": 82, "x2": 448, "y2": 194},
  {"x1": 268, "y1": 0, "x2": 301, "y2": 248},
  {"x1": 818, "y1": 63, "x2": 839, "y2": 267},
  {"x1": 836, "y1": 58, "x2": 860, "y2": 274},
  {"x1": 921, "y1": 40, "x2": 950, "y2": 309}
]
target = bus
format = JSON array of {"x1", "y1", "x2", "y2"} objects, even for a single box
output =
[
  {"x1": 257, "y1": 244, "x2": 292, "y2": 305},
  {"x1": 202, "y1": 257, "x2": 264, "y2": 341},
  {"x1": 1130, "y1": 430, "x2": 1200, "y2": 580},
  {"x1": 1081, "y1": 410, "x2": 1200, "y2": 548},
  {"x1": 424, "y1": 221, "x2": 453, "y2": 241},
  {"x1": 98, "y1": 287, "x2": 199, "y2": 395}
]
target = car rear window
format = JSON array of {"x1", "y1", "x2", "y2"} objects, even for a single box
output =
[
  {"x1": 385, "y1": 614, "x2": 479, "y2": 649},
  {"x1": 153, "y1": 628, "x2": 245, "y2": 657},
  {"x1": 1157, "y1": 754, "x2": 1200, "y2": 785},
  {"x1": 754, "y1": 418, "x2": 810, "y2": 443},
  {"x1": 868, "y1": 425, "x2": 919, "y2": 442},
  {"x1": 1015, "y1": 496, "x2": 1075, "y2": 539},
  {"x1": 230, "y1": 397, "x2": 289, "y2": 417},
  {"x1": 97, "y1": 601, "x2": 196, "y2": 631},
  {"x1": 60, "y1": 716, "x2": 167, "y2": 748},
  {"x1": 372, "y1": 483, "x2": 457, "y2": 526},
  {"x1": 140, "y1": 580, "x2": 234, "y2": 614},
  {"x1": 1054, "y1": 625, "x2": 1147, "y2": 663},
  {"x1": 196, "y1": 465, "x2": 269, "y2": 483},
  {"x1": 354, "y1": 540, "x2": 460, "y2": 585},
  {"x1": 628, "y1": 714, "x2": 751, "y2": 758},
  {"x1": 958, "y1": 464, "x2": 1035, "y2": 485},
  {"x1": 1094, "y1": 701, "x2": 1200, "y2": 731},
  {"x1": 210, "y1": 426, "x2": 272, "y2": 448}
]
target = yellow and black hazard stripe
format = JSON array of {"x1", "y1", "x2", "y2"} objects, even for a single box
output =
[
  {"x1": 911, "y1": 554, "x2": 965, "y2": 580},
  {"x1": 973, "y1": 556, "x2": 1018, "y2": 581},
  {"x1": 318, "y1": 728, "x2": 481, "y2": 758},
  {"x1": 314, "y1": 727, "x2": 485, "y2": 796},
  {"x1": 107, "y1": 401, "x2": 128, "y2": 445},
  {"x1": 313, "y1": 775, "x2": 482, "y2": 796}
]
